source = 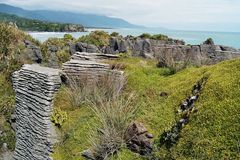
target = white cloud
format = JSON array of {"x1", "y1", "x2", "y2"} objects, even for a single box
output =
[{"x1": 1, "y1": 0, "x2": 240, "y2": 31}]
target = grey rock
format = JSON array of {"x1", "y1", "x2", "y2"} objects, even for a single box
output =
[
  {"x1": 12, "y1": 64, "x2": 61, "y2": 160},
  {"x1": 74, "y1": 42, "x2": 100, "y2": 54},
  {"x1": 86, "y1": 44, "x2": 99, "y2": 53},
  {"x1": 48, "y1": 45, "x2": 58, "y2": 53},
  {"x1": 82, "y1": 150, "x2": 96, "y2": 160},
  {"x1": 25, "y1": 45, "x2": 43, "y2": 63}
]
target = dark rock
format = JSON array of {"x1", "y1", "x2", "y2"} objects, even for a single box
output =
[
  {"x1": 160, "y1": 92, "x2": 168, "y2": 97},
  {"x1": 146, "y1": 133, "x2": 154, "y2": 139},
  {"x1": 24, "y1": 40, "x2": 33, "y2": 46},
  {"x1": 25, "y1": 45, "x2": 43, "y2": 63},
  {"x1": 220, "y1": 45, "x2": 238, "y2": 52},
  {"x1": 125, "y1": 122, "x2": 153, "y2": 156},
  {"x1": 75, "y1": 42, "x2": 100, "y2": 53},
  {"x1": 127, "y1": 122, "x2": 148, "y2": 137}
]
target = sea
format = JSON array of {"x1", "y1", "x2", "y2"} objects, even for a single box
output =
[{"x1": 28, "y1": 28, "x2": 240, "y2": 49}]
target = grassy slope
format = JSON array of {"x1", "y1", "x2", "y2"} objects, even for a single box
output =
[{"x1": 53, "y1": 57, "x2": 240, "y2": 159}]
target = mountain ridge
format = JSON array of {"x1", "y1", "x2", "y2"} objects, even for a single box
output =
[
  {"x1": 0, "y1": 3, "x2": 142, "y2": 28},
  {"x1": 0, "y1": 12, "x2": 84, "y2": 32}
]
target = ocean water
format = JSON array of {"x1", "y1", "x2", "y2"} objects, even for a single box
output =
[{"x1": 28, "y1": 28, "x2": 240, "y2": 49}]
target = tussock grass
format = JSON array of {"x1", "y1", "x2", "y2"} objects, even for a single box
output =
[
  {"x1": 64, "y1": 72, "x2": 125, "y2": 108},
  {"x1": 87, "y1": 93, "x2": 137, "y2": 159}
]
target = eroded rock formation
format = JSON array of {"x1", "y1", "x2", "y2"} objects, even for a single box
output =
[
  {"x1": 63, "y1": 52, "x2": 124, "y2": 89},
  {"x1": 69, "y1": 37, "x2": 240, "y2": 66},
  {"x1": 12, "y1": 64, "x2": 62, "y2": 160}
]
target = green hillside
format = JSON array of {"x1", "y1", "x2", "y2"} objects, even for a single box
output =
[
  {"x1": 52, "y1": 57, "x2": 240, "y2": 159},
  {"x1": 0, "y1": 12, "x2": 84, "y2": 32}
]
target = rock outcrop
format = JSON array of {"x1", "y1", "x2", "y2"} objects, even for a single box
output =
[
  {"x1": 63, "y1": 52, "x2": 124, "y2": 89},
  {"x1": 70, "y1": 36, "x2": 240, "y2": 66},
  {"x1": 70, "y1": 42, "x2": 100, "y2": 54},
  {"x1": 23, "y1": 40, "x2": 43, "y2": 63},
  {"x1": 12, "y1": 64, "x2": 62, "y2": 160},
  {"x1": 125, "y1": 122, "x2": 153, "y2": 155},
  {"x1": 63, "y1": 24, "x2": 84, "y2": 32}
]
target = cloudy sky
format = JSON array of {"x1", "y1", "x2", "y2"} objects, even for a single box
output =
[{"x1": 1, "y1": 0, "x2": 240, "y2": 31}]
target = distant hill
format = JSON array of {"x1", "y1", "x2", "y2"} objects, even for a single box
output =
[
  {"x1": 0, "y1": 3, "x2": 142, "y2": 28},
  {"x1": 0, "y1": 12, "x2": 84, "y2": 32}
]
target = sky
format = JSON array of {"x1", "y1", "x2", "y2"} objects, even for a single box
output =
[{"x1": 1, "y1": 0, "x2": 240, "y2": 32}]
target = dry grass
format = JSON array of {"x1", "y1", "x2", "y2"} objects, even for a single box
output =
[
  {"x1": 63, "y1": 70, "x2": 137, "y2": 159},
  {"x1": 64, "y1": 71, "x2": 125, "y2": 108},
  {"x1": 87, "y1": 93, "x2": 137, "y2": 159}
]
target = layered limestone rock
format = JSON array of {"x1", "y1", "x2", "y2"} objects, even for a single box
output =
[
  {"x1": 71, "y1": 52, "x2": 120, "y2": 61},
  {"x1": 69, "y1": 37, "x2": 240, "y2": 66},
  {"x1": 63, "y1": 52, "x2": 124, "y2": 89},
  {"x1": 12, "y1": 64, "x2": 61, "y2": 160}
]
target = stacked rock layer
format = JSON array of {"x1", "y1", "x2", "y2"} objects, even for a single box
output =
[
  {"x1": 63, "y1": 52, "x2": 124, "y2": 89},
  {"x1": 12, "y1": 64, "x2": 61, "y2": 160}
]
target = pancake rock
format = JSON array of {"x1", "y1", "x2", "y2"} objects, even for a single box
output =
[
  {"x1": 63, "y1": 52, "x2": 124, "y2": 89},
  {"x1": 12, "y1": 64, "x2": 62, "y2": 160}
]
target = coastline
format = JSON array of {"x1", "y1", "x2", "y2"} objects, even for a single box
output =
[{"x1": 28, "y1": 28, "x2": 240, "y2": 49}]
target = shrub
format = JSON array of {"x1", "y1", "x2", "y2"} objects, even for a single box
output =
[
  {"x1": 110, "y1": 32, "x2": 119, "y2": 37},
  {"x1": 203, "y1": 37, "x2": 214, "y2": 45},
  {"x1": 51, "y1": 107, "x2": 68, "y2": 128},
  {"x1": 139, "y1": 33, "x2": 152, "y2": 39},
  {"x1": 118, "y1": 52, "x2": 131, "y2": 58},
  {"x1": 78, "y1": 30, "x2": 110, "y2": 47},
  {"x1": 161, "y1": 67, "x2": 176, "y2": 76},
  {"x1": 56, "y1": 50, "x2": 71, "y2": 64},
  {"x1": 151, "y1": 34, "x2": 168, "y2": 41},
  {"x1": 0, "y1": 23, "x2": 39, "y2": 77},
  {"x1": 63, "y1": 34, "x2": 74, "y2": 41}
]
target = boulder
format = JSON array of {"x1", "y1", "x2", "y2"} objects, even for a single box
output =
[
  {"x1": 74, "y1": 42, "x2": 100, "y2": 53},
  {"x1": 25, "y1": 44, "x2": 43, "y2": 63},
  {"x1": 125, "y1": 122, "x2": 153, "y2": 156}
]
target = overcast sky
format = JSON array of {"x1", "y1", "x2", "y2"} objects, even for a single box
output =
[{"x1": 1, "y1": 0, "x2": 240, "y2": 31}]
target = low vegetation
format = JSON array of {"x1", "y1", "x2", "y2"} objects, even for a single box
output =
[
  {"x1": 139, "y1": 33, "x2": 169, "y2": 41},
  {"x1": 78, "y1": 30, "x2": 110, "y2": 47},
  {"x1": 0, "y1": 23, "x2": 39, "y2": 77},
  {"x1": 0, "y1": 23, "x2": 40, "y2": 153},
  {"x1": 52, "y1": 57, "x2": 240, "y2": 159}
]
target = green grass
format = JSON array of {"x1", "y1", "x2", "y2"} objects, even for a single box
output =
[{"x1": 52, "y1": 57, "x2": 240, "y2": 159}]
